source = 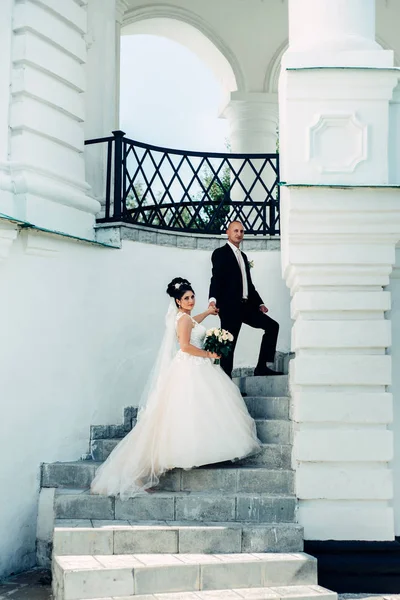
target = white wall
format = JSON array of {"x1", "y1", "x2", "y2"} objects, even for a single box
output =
[
  {"x1": 388, "y1": 248, "x2": 400, "y2": 536},
  {"x1": 0, "y1": 232, "x2": 290, "y2": 577}
]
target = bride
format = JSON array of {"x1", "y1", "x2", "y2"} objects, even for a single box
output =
[{"x1": 91, "y1": 277, "x2": 261, "y2": 498}]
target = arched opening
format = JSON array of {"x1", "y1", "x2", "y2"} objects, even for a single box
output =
[
  {"x1": 122, "y1": 16, "x2": 239, "y2": 103},
  {"x1": 86, "y1": 10, "x2": 280, "y2": 237},
  {"x1": 119, "y1": 16, "x2": 239, "y2": 150},
  {"x1": 119, "y1": 35, "x2": 226, "y2": 151}
]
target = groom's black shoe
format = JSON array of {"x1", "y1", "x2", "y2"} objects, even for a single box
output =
[{"x1": 254, "y1": 366, "x2": 284, "y2": 377}]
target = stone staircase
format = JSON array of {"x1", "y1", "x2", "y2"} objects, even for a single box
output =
[{"x1": 38, "y1": 374, "x2": 337, "y2": 600}]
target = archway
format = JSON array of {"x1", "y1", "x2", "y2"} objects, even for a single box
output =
[
  {"x1": 116, "y1": 12, "x2": 247, "y2": 235},
  {"x1": 122, "y1": 9, "x2": 242, "y2": 105}
]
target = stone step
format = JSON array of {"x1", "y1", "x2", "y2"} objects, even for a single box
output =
[
  {"x1": 42, "y1": 462, "x2": 294, "y2": 493},
  {"x1": 91, "y1": 407, "x2": 138, "y2": 441},
  {"x1": 53, "y1": 520, "x2": 304, "y2": 556},
  {"x1": 52, "y1": 552, "x2": 317, "y2": 599},
  {"x1": 43, "y1": 444, "x2": 292, "y2": 491},
  {"x1": 91, "y1": 422, "x2": 291, "y2": 461},
  {"x1": 90, "y1": 399, "x2": 290, "y2": 442},
  {"x1": 66, "y1": 585, "x2": 336, "y2": 600},
  {"x1": 237, "y1": 376, "x2": 289, "y2": 398},
  {"x1": 256, "y1": 419, "x2": 291, "y2": 444},
  {"x1": 91, "y1": 422, "x2": 135, "y2": 441},
  {"x1": 236, "y1": 444, "x2": 291, "y2": 468},
  {"x1": 54, "y1": 490, "x2": 297, "y2": 523},
  {"x1": 244, "y1": 397, "x2": 289, "y2": 420},
  {"x1": 232, "y1": 354, "x2": 292, "y2": 377}
]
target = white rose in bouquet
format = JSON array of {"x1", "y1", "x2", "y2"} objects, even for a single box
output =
[{"x1": 203, "y1": 328, "x2": 235, "y2": 366}]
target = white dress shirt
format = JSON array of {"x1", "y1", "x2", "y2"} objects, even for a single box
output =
[
  {"x1": 209, "y1": 242, "x2": 249, "y2": 304},
  {"x1": 227, "y1": 241, "x2": 248, "y2": 299}
]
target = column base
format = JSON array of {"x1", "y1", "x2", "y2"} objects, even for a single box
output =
[
  {"x1": 280, "y1": 184, "x2": 400, "y2": 543},
  {"x1": 0, "y1": 164, "x2": 100, "y2": 239},
  {"x1": 300, "y1": 501, "x2": 394, "y2": 542}
]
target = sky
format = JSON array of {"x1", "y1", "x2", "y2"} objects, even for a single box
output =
[{"x1": 119, "y1": 34, "x2": 229, "y2": 152}]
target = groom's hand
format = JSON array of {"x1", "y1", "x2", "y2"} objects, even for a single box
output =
[
  {"x1": 259, "y1": 304, "x2": 269, "y2": 314},
  {"x1": 208, "y1": 305, "x2": 219, "y2": 316},
  {"x1": 208, "y1": 301, "x2": 219, "y2": 315}
]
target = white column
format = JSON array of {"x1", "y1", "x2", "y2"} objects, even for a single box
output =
[
  {"x1": 0, "y1": 0, "x2": 13, "y2": 162},
  {"x1": 222, "y1": 92, "x2": 278, "y2": 154},
  {"x1": 386, "y1": 249, "x2": 400, "y2": 536},
  {"x1": 0, "y1": 0, "x2": 19, "y2": 259},
  {"x1": 280, "y1": 0, "x2": 400, "y2": 541},
  {"x1": 115, "y1": 1, "x2": 127, "y2": 129},
  {"x1": 84, "y1": 0, "x2": 124, "y2": 207},
  {"x1": 0, "y1": 0, "x2": 15, "y2": 217},
  {"x1": 389, "y1": 83, "x2": 400, "y2": 185},
  {"x1": 222, "y1": 92, "x2": 278, "y2": 225},
  {"x1": 285, "y1": 0, "x2": 393, "y2": 67},
  {"x1": 5, "y1": 0, "x2": 99, "y2": 238}
]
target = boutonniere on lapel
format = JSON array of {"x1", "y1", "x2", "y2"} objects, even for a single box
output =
[{"x1": 248, "y1": 259, "x2": 254, "y2": 269}]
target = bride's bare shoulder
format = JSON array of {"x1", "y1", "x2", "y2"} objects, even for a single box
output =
[
  {"x1": 176, "y1": 311, "x2": 188, "y2": 320},
  {"x1": 176, "y1": 312, "x2": 195, "y2": 327}
]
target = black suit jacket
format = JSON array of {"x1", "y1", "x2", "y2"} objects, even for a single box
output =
[{"x1": 209, "y1": 244, "x2": 263, "y2": 312}]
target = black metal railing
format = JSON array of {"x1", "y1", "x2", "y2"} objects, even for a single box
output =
[{"x1": 85, "y1": 130, "x2": 280, "y2": 235}]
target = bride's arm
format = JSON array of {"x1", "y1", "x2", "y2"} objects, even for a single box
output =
[
  {"x1": 177, "y1": 314, "x2": 219, "y2": 358},
  {"x1": 193, "y1": 305, "x2": 218, "y2": 324}
]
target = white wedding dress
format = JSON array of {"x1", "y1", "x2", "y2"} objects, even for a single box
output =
[{"x1": 91, "y1": 311, "x2": 261, "y2": 498}]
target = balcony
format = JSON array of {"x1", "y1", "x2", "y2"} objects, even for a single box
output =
[{"x1": 85, "y1": 130, "x2": 280, "y2": 236}]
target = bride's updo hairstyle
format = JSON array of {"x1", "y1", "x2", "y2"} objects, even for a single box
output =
[{"x1": 166, "y1": 277, "x2": 194, "y2": 308}]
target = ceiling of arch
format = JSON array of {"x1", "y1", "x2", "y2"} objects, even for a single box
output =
[{"x1": 122, "y1": 0, "x2": 400, "y2": 97}]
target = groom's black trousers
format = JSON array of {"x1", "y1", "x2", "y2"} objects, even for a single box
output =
[{"x1": 219, "y1": 300, "x2": 279, "y2": 378}]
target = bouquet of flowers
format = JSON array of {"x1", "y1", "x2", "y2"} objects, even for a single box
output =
[{"x1": 204, "y1": 328, "x2": 234, "y2": 365}]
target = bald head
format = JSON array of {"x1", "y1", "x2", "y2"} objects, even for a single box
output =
[{"x1": 226, "y1": 221, "x2": 244, "y2": 247}]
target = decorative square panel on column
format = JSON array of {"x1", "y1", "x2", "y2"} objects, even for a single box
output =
[{"x1": 308, "y1": 112, "x2": 368, "y2": 173}]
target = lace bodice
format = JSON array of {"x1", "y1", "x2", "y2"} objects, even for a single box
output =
[
  {"x1": 175, "y1": 312, "x2": 209, "y2": 365},
  {"x1": 175, "y1": 312, "x2": 206, "y2": 349}
]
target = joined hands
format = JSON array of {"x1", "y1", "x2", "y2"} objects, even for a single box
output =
[{"x1": 208, "y1": 301, "x2": 219, "y2": 316}]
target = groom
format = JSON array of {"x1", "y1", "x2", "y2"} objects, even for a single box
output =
[{"x1": 209, "y1": 221, "x2": 282, "y2": 379}]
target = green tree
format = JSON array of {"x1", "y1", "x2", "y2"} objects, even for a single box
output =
[
  {"x1": 196, "y1": 163, "x2": 231, "y2": 232},
  {"x1": 126, "y1": 182, "x2": 165, "y2": 227},
  {"x1": 125, "y1": 148, "x2": 233, "y2": 232}
]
